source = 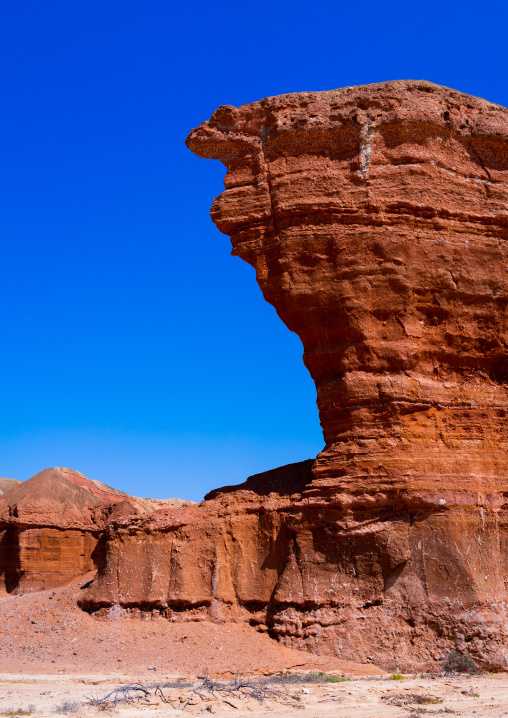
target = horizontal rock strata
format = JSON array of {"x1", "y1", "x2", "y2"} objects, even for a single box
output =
[{"x1": 81, "y1": 81, "x2": 508, "y2": 670}]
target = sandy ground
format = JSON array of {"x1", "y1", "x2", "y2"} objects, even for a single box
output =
[
  {"x1": 1, "y1": 575, "x2": 508, "y2": 716},
  {"x1": 1, "y1": 673, "x2": 508, "y2": 717}
]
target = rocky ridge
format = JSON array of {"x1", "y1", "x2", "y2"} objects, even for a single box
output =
[
  {"x1": 0, "y1": 478, "x2": 20, "y2": 496},
  {"x1": 82, "y1": 80, "x2": 508, "y2": 670}
]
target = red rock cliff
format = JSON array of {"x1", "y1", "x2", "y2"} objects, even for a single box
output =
[
  {"x1": 0, "y1": 467, "x2": 193, "y2": 594},
  {"x1": 82, "y1": 81, "x2": 508, "y2": 670}
]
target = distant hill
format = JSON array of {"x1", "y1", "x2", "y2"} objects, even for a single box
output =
[{"x1": 0, "y1": 478, "x2": 21, "y2": 496}]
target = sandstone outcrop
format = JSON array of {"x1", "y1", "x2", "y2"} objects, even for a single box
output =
[
  {"x1": 0, "y1": 467, "x2": 192, "y2": 594},
  {"x1": 81, "y1": 81, "x2": 508, "y2": 670}
]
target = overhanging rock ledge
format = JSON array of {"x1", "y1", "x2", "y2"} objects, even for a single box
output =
[{"x1": 81, "y1": 80, "x2": 508, "y2": 671}]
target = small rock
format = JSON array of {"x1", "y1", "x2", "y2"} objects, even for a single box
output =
[
  {"x1": 148, "y1": 665, "x2": 156, "y2": 670},
  {"x1": 223, "y1": 697, "x2": 243, "y2": 709}
]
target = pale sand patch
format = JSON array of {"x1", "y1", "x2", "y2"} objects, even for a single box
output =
[{"x1": 0, "y1": 673, "x2": 507, "y2": 717}]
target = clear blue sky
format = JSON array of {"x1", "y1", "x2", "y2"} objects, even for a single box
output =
[{"x1": 1, "y1": 0, "x2": 507, "y2": 500}]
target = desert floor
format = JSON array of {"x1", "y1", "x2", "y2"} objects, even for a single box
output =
[
  {"x1": 1, "y1": 576, "x2": 507, "y2": 716},
  {"x1": 1, "y1": 672, "x2": 507, "y2": 717}
]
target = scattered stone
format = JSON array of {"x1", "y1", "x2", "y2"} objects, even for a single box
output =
[{"x1": 222, "y1": 697, "x2": 243, "y2": 709}]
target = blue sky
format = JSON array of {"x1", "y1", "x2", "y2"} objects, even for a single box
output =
[{"x1": 1, "y1": 0, "x2": 507, "y2": 500}]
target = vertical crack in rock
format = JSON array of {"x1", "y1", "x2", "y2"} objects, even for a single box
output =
[
  {"x1": 358, "y1": 119, "x2": 374, "y2": 179},
  {"x1": 259, "y1": 126, "x2": 279, "y2": 235}
]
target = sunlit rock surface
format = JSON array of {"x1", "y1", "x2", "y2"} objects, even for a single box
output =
[{"x1": 81, "y1": 81, "x2": 508, "y2": 670}]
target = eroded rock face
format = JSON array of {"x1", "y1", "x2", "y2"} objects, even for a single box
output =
[
  {"x1": 0, "y1": 467, "x2": 193, "y2": 593},
  {"x1": 187, "y1": 80, "x2": 508, "y2": 499},
  {"x1": 82, "y1": 81, "x2": 508, "y2": 670},
  {"x1": 80, "y1": 461, "x2": 313, "y2": 615}
]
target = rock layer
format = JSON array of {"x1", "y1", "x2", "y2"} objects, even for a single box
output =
[
  {"x1": 82, "y1": 81, "x2": 508, "y2": 670},
  {"x1": 0, "y1": 467, "x2": 192, "y2": 593}
]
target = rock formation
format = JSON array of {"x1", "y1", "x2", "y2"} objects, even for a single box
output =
[
  {"x1": 0, "y1": 467, "x2": 192, "y2": 594},
  {"x1": 81, "y1": 81, "x2": 508, "y2": 670}
]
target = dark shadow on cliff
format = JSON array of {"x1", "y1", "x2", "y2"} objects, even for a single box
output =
[
  {"x1": 91, "y1": 532, "x2": 107, "y2": 573},
  {"x1": 0, "y1": 527, "x2": 23, "y2": 593},
  {"x1": 204, "y1": 459, "x2": 315, "y2": 500}
]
